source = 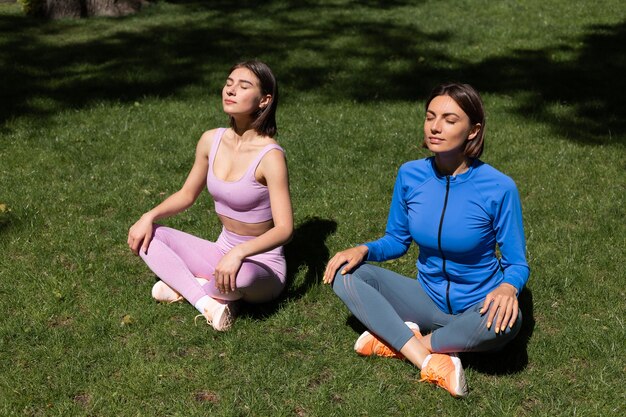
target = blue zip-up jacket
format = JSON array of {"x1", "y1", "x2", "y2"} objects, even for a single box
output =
[{"x1": 364, "y1": 157, "x2": 530, "y2": 314}]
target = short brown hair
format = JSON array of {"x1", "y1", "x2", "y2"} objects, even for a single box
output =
[{"x1": 425, "y1": 83, "x2": 485, "y2": 158}]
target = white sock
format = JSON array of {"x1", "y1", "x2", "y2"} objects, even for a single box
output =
[
  {"x1": 421, "y1": 354, "x2": 432, "y2": 369},
  {"x1": 194, "y1": 296, "x2": 212, "y2": 314}
]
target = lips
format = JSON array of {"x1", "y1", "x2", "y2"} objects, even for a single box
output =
[
  {"x1": 428, "y1": 136, "x2": 444, "y2": 144},
  {"x1": 224, "y1": 99, "x2": 236, "y2": 105}
]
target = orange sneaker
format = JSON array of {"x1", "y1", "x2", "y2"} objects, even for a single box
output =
[
  {"x1": 354, "y1": 322, "x2": 422, "y2": 359},
  {"x1": 419, "y1": 353, "x2": 468, "y2": 397}
]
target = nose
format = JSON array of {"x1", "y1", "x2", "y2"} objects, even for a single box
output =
[
  {"x1": 225, "y1": 84, "x2": 235, "y2": 96},
  {"x1": 429, "y1": 117, "x2": 442, "y2": 133}
]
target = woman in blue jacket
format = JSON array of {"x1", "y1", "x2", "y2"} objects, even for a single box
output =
[{"x1": 323, "y1": 83, "x2": 529, "y2": 398}]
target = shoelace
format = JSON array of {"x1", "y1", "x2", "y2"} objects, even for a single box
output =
[
  {"x1": 374, "y1": 343, "x2": 397, "y2": 357},
  {"x1": 419, "y1": 369, "x2": 445, "y2": 385},
  {"x1": 193, "y1": 304, "x2": 233, "y2": 330},
  {"x1": 194, "y1": 313, "x2": 212, "y2": 326}
]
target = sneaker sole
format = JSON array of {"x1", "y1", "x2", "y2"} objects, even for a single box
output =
[{"x1": 449, "y1": 354, "x2": 468, "y2": 397}]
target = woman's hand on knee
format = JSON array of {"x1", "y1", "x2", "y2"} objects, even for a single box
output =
[
  {"x1": 322, "y1": 245, "x2": 368, "y2": 284},
  {"x1": 480, "y1": 283, "x2": 519, "y2": 333},
  {"x1": 127, "y1": 215, "x2": 154, "y2": 255},
  {"x1": 214, "y1": 250, "x2": 243, "y2": 294}
]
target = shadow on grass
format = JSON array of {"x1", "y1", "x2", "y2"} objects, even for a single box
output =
[
  {"x1": 0, "y1": 207, "x2": 12, "y2": 234},
  {"x1": 241, "y1": 216, "x2": 337, "y2": 319},
  {"x1": 0, "y1": 2, "x2": 623, "y2": 144},
  {"x1": 283, "y1": 217, "x2": 337, "y2": 298}
]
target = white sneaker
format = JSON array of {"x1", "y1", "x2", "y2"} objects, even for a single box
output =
[
  {"x1": 195, "y1": 299, "x2": 238, "y2": 332},
  {"x1": 151, "y1": 281, "x2": 183, "y2": 303}
]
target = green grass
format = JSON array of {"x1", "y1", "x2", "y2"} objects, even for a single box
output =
[{"x1": 1, "y1": 0, "x2": 625, "y2": 415}]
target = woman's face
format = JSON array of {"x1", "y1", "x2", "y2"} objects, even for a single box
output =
[
  {"x1": 423, "y1": 94, "x2": 480, "y2": 155},
  {"x1": 222, "y1": 67, "x2": 270, "y2": 117}
]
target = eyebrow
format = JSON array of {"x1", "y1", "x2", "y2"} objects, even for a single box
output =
[
  {"x1": 227, "y1": 77, "x2": 254, "y2": 86},
  {"x1": 426, "y1": 110, "x2": 461, "y2": 118}
]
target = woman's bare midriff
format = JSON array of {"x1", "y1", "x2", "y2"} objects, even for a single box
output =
[{"x1": 218, "y1": 214, "x2": 273, "y2": 237}]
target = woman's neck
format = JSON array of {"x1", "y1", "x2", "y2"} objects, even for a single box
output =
[
  {"x1": 434, "y1": 152, "x2": 471, "y2": 176},
  {"x1": 231, "y1": 117, "x2": 257, "y2": 142}
]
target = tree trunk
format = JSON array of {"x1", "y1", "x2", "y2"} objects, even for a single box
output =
[
  {"x1": 44, "y1": 0, "x2": 82, "y2": 19},
  {"x1": 40, "y1": 0, "x2": 148, "y2": 19},
  {"x1": 84, "y1": 0, "x2": 145, "y2": 17}
]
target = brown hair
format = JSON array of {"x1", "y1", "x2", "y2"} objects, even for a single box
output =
[
  {"x1": 425, "y1": 83, "x2": 485, "y2": 158},
  {"x1": 228, "y1": 60, "x2": 279, "y2": 137}
]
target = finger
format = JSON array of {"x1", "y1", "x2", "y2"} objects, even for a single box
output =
[
  {"x1": 221, "y1": 273, "x2": 228, "y2": 294},
  {"x1": 494, "y1": 302, "x2": 508, "y2": 334},
  {"x1": 480, "y1": 295, "x2": 493, "y2": 315},
  {"x1": 499, "y1": 300, "x2": 514, "y2": 332},
  {"x1": 142, "y1": 236, "x2": 151, "y2": 255},
  {"x1": 340, "y1": 258, "x2": 355, "y2": 275},
  {"x1": 499, "y1": 310, "x2": 511, "y2": 333},
  {"x1": 219, "y1": 274, "x2": 227, "y2": 294},
  {"x1": 222, "y1": 274, "x2": 231, "y2": 294},
  {"x1": 322, "y1": 262, "x2": 335, "y2": 283},
  {"x1": 230, "y1": 274, "x2": 237, "y2": 292},
  {"x1": 491, "y1": 296, "x2": 504, "y2": 331},
  {"x1": 485, "y1": 302, "x2": 499, "y2": 330},
  {"x1": 340, "y1": 259, "x2": 356, "y2": 275},
  {"x1": 213, "y1": 272, "x2": 224, "y2": 293},
  {"x1": 323, "y1": 257, "x2": 342, "y2": 284},
  {"x1": 508, "y1": 301, "x2": 519, "y2": 329},
  {"x1": 129, "y1": 239, "x2": 139, "y2": 255}
]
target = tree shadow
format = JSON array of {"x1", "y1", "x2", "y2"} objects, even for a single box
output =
[
  {"x1": 465, "y1": 23, "x2": 626, "y2": 145},
  {"x1": 461, "y1": 288, "x2": 535, "y2": 375},
  {"x1": 1, "y1": 3, "x2": 622, "y2": 144},
  {"x1": 240, "y1": 216, "x2": 337, "y2": 319}
]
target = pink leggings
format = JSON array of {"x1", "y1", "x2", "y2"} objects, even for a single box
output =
[{"x1": 140, "y1": 225, "x2": 286, "y2": 304}]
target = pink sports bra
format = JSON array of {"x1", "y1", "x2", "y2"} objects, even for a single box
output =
[{"x1": 207, "y1": 128, "x2": 284, "y2": 223}]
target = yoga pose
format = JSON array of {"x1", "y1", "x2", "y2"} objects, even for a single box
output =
[
  {"x1": 323, "y1": 83, "x2": 529, "y2": 397},
  {"x1": 128, "y1": 61, "x2": 293, "y2": 331}
]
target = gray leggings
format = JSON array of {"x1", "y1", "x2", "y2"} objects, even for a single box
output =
[{"x1": 332, "y1": 263, "x2": 522, "y2": 353}]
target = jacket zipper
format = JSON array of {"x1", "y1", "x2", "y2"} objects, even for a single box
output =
[{"x1": 438, "y1": 176, "x2": 453, "y2": 314}]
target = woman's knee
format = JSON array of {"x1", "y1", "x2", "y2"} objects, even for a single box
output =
[
  {"x1": 331, "y1": 263, "x2": 372, "y2": 297},
  {"x1": 481, "y1": 307, "x2": 524, "y2": 351},
  {"x1": 152, "y1": 224, "x2": 172, "y2": 242}
]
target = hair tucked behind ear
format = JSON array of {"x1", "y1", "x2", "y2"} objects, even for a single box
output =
[
  {"x1": 425, "y1": 83, "x2": 485, "y2": 158},
  {"x1": 228, "y1": 60, "x2": 279, "y2": 137}
]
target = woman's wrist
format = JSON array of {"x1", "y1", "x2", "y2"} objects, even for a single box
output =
[
  {"x1": 500, "y1": 282, "x2": 518, "y2": 296},
  {"x1": 141, "y1": 211, "x2": 157, "y2": 222}
]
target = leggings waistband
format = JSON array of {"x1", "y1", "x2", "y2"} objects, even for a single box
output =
[{"x1": 217, "y1": 227, "x2": 284, "y2": 256}]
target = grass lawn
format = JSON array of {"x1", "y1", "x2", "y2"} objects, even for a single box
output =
[{"x1": 1, "y1": 0, "x2": 625, "y2": 415}]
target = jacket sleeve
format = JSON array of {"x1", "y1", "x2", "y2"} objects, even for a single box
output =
[
  {"x1": 364, "y1": 168, "x2": 413, "y2": 262},
  {"x1": 494, "y1": 183, "x2": 530, "y2": 294}
]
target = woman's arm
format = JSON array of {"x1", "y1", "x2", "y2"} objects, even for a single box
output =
[
  {"x1": 480, "y1": 182, "x2": 530, "y2": 332},
  {"x1": 362, "y1": 166, "x2": 412, "y2": 262},
  {"x1": 213, "y1": 148, "x2": 293, "y2": 293},
  {"x1": 127, "y1": 130, "x2": 214, "y2": 255}
]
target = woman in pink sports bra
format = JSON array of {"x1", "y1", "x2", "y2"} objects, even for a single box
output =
[{"x1": 127, "y1": 61, "x2": 293, "y2": 331}]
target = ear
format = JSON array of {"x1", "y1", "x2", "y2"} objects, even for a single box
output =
[
  {"x1": 259, "y1": 94, "x2": 272, "y2": 110},
  {"x1": 467, "y1": 123, "x2": 481, "y2": 141}
]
